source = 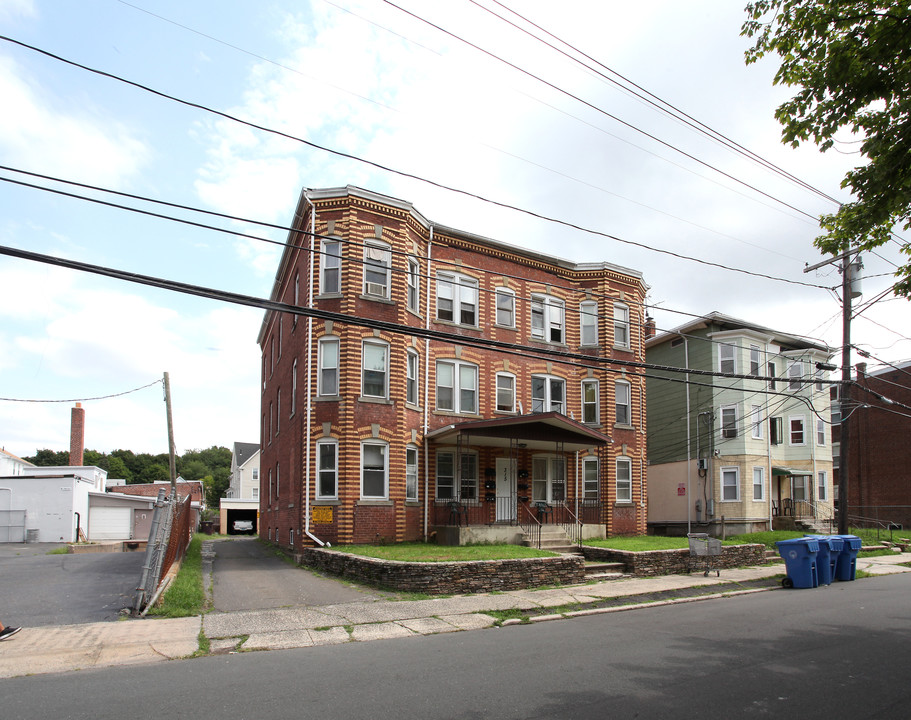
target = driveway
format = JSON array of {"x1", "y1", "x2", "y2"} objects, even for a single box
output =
[
  {"x1": 208, "y1": 537, "x2": 381, "y2": 612},
  {"x1": 0, "y1": 543, "x2": 144, "y2": 627}
]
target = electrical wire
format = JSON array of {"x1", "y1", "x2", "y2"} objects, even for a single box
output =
[{"x1": 0, "y1": 378, "x2": 163, "y2": 403}]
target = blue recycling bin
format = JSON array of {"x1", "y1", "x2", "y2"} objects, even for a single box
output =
[
  {"x1": 805, "y1": 535, "x2": 844, "y2": 585},
  {"x1": 831, "y1": 534, "x2": 863, "y2": 581},
  {"x1": 776, "y1": 537, "x2": 819, "y2": 588}
]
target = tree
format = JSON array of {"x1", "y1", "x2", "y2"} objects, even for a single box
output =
[
  {"x1": 25, "y1": 449, "x2": 69, "y2": 466},
  {"x1": 742, "y1": 1, "x2": 911, "y2": 295}
]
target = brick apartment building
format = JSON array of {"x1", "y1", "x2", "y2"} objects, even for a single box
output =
[
  {"x1": 258, "y1": 186, "x2": 648, "y2": 548},
  {"x1": 835, "y1": 360, "x2": 911, "y2": 529}
]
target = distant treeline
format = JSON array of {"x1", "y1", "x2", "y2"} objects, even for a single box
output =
[{"x1": 25, "y1": 446, "x2": 232, "y2": 507}]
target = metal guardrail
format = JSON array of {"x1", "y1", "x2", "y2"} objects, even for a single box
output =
[{"x1": 519, "y1": 502, "x2": 542, "y2": 550}]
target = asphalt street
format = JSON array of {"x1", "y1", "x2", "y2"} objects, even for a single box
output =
[
  {"x1": 4, "y1": 573, "x2": 910, "y2": 719},
  {"x1": 0, "y1": 543, "x2": 143, "y2": 626}
]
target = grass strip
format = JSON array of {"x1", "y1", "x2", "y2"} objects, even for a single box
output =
[{"x1": 147, "y1": 534, "x2": 205, "y2": 618}]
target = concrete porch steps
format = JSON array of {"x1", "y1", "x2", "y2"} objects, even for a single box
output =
[{"x1": 583, "y1": 560, "x2": 627, "y2": 581}]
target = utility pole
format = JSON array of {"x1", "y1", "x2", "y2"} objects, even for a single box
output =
[
  {"x1": 163, "y1": 371, "x2": 178, "y2": 498},
  {"x1": 804, "y1": 249, "x2": 861, "y2": 534}
]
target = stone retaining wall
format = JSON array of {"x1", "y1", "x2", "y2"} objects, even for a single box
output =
[
  {"x1": 581, "y1": 543, "x2": 766, "y2": 576},
  {"x1": 298, "y1": 548, "x2": 585, "y2": 594}
]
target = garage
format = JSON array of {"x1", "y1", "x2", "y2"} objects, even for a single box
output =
[
  {"x1": 219, "y1": 499, "x2": 259, "y2": 535},
  {"x1": 88, "y1": 506, "x2": 132, "y2": 541}
]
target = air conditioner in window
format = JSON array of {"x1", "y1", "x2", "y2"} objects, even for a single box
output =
[{"x1": 366, "y1": 282, "x2": 386, "y2": 297}]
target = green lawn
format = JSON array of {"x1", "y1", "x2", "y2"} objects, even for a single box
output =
[
  {"x1": 147, "y1": 534, "x2": 206, "y2": 618},
  {"x1": 337, "y1": 542, "x2": 557, "y2": 562}
]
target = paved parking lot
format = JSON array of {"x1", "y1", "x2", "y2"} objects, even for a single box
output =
[{"x1": 0, "y1": 543, "x2": 144, "y2": 626}]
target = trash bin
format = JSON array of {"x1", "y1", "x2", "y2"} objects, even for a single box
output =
[
  {"x1": 805, "y1": 535, "x2": 844, "y2": 585},
  {"x1": 775, "y1": 537, "x2": 819, "y2": 588},
  {"x1": 831, "y1": 534, "x2": 863, "y2": 581}
]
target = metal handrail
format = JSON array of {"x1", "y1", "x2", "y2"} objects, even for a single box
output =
[
  {"x1": 519, "y1": 502, "x2": 542, "y2": 550},
  {"x1": 557, "y1": 501, "x2": 583, "y2": 548}
]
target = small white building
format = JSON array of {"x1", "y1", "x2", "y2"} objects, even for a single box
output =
[
  {"x1": 0, "y1": 448, "x2": 34, "y2": 476},
  {"x1": 0, "y1": 465, "x2": 107, "y2": 543}
]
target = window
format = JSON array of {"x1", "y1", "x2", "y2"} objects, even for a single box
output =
[
  {"x1": 721, "y1": 405, "x2": 737, "y2": 439},
  {"x1": 817, "y1": 471, "x2": 828, "y2": 501},
  {"x1": 613, "y1": 304, "x2": 630, "y2": 348},
  {"x1": 719, "y1": 343, "x2": 735, "y2": 374},
  {"x1": 275, "y1": 463, "x2": 280, "y2": 498},
  {"x1": 361, "y1": 441, "x2": 388, "y2": 499},
  {"x1": 407, "y1": 257, "x2": 420, "y2": 312},
  {"x1": 721, "y1": 467, "x2": 740, "y2": 501},
  {"x1": 495, "y1": 287, "x2": 515, "y2": 327},
  {"x1": 580, "y1": 301, "x2": 598, "y2": 345},
  {"x1": 251, "y1": 486, "x2": 259, "y2": 500},
  {"x1": 615, "y1": 381, "x2": 631, "y2": 425},
  {"x1": 363, "y1": 241, "x2": 391, "y2": 298},
  {"x1": 831, "y1": 401, "x2": 842, "y2": 424},
  {"x1": 832, "y1": 442, "x2": 840, "y2": 469},
  {"x1": 768, "y1": 361, "x2": 777, "y2": 390},
  {"x1": 583, "y1": 457, "x2": 599, "y2": 499},
  {"x1": 436, "y1": 272, "x2": 478, "y2": 325},
  {"x1": 531, "y1": 295, "x2": 564, "y2": 343},
  {"x1": 362, "y1": 340, "x2": 388, "y2": 399},
  {"x1": 582, "y1": 379, "x2": 600, "y2": 424},
  {"x1": 406, "y1": 446, "x2": 419, "y2": 501},
  {"x1": 793, "y1": 475, "x2": 808, "y2": 501},
  {"x1": 318, "y1": 338, "x2": 339, "y2": 397},
  {"x1": 496, "y1": 373, "x2": 516, "y2": 413},
  {"x1": 270, "y1": 336, "x2": 275, "y2": 376},
  {"x1": 268, "y1": 468, "x2": 272, "y2": 504},
  {"x1": 789, "y1": 416, "x2": 805, "y2": 445},
  {"x1": 293, "y1": 271, "x2": 300, "y2": 322},
  {"x1": 753, "y1": 467, "x2": 764, "y2": 501},
  {"x1": 436, "y1": 360, "x2": 478, "y2": 414},
  {"x1": 816, "y1": 417, "x2": 826, "y2": 446},
  {"x1": 291, "y1": 359, "x2": 298, "y2": 416},
  {"x1": 406, "y1": 350, "x2": 419, "y2": 406},
  {"x1": 533, "y1": 456, "x2": 565, "y2": 502},
  {"x1": 252, "y1": 468, "x2": 259, "y2": 480},
  {"x1": 788, "y1": 361, "x2": 803, "y2": 391},
  {"x1": 278, "y1": 317, "x2": 282, "y2": 358},
  {"x1": 276, "y1": 389, "x2": 281, "y2": 434},
  {"x1": 269, "y1": 401, "x2": 273, "y2": 441},
  {"x1": 532, "y1": 375, "x2": 565, "y2": 414},
  {"x1": 435, "y1": 450, "x2": 476, "y2": 500},
  {"x1": 321, "y1": 239, "x2": 341, "y2": 294},
  {"x1": 616, "y1": 457, "x2": 632, "y2": 502},
  {"x1": 770, "y1": 416, "x2": 783, "y2": 445},
  {"x1": 289, "y1": 529, "x2": 294, "y2": 547},
  {"x1": 317, "y1": 441, "x2": 337, "y2": 499},
  {"x1": 750, "y1": 345, "x2": 761, "y2": 376},
  {"x1": 751, "y1": 404, "x2": 763, "y2": 439}
]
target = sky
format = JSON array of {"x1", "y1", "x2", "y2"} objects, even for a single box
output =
[{"x1": 1, "y1": 0, "x2": 908, "y2": 459}]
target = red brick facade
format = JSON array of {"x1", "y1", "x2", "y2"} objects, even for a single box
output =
[{"x1": 259, "y1": 187, "x2": 648, "y2": 548}]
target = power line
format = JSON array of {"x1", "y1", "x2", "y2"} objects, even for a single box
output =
[
  {"x1": 0, "y1": 378, "x2": 163, "y2": 403},
  {"x1": 0, "y1": 35, "x2": 830, "y2": 291}
]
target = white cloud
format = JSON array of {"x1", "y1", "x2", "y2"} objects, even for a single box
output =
[
  {"x1": 0, "y1": 0, "x2": 36, "y2": 23},
  {"x1": 0, "y1": 55, "x2": 149, "y2": 187}
]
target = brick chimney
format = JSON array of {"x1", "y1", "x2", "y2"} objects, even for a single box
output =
[
  {"x1": 69, "y1": 403, "x2": 85, "y2": 466},
  {"x1": 644, "y1": 316, "x2": 657, "y2": 340}
]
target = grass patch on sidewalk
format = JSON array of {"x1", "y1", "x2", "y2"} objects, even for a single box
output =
[
  {"x1": 337, "y1": 542, "x2": 556, "y2": 562},
  {"x1": 146, "y1": 534, "x2": 206, "y2": 618}
]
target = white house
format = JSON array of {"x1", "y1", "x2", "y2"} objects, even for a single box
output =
[{"x1": 0, "y1": 448, "x2": 34, "y2": 476}]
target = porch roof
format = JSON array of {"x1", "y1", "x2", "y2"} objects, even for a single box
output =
[
  {"x1": 426, "y1": 413, "x2": 611, "y2": 452},
  {"x1": 772, "y1": 466, "x2": 810, "y2": 477}
]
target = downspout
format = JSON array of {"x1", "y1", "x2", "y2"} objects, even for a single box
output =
[
  {"x1": 423, "y1": 227, "x2": 434, "y2": 540},
  {"x1": 574, "y1": 451, "x2": 579, "y2": 521},
  {"x1": 767, "y1": 354, "x2": 773, "y2": 530},
  {"x1": 303, "y1": 193, "x2": 326, "y2": 547}
]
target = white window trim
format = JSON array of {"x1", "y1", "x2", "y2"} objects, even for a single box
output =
[
  {"x1": 721, "y1": 404, "x2": 738, "y2": 439},
  {"x1": 495, "y1": 287, "x2": 516, "y2": 328},
  {"x1": 406, "y1": 349, "x2": 420, "y2": 407},
  {"x1": 363, "y1": 240, "x2": 391, "y2": 299},
  {"x1": 406, "y1": 445, "x2": 419, "y2": 502},
  {"x1": 614, "y1": 380, "x2": 631, "y2": 426},
  {"x1": 495, "y1": 372, "x2": 516, "y2": 414},
  {"x1": 719, "y1": 343, "x2": 736, "y2": 374},
  {"x1": 816, "y1": 416, "x2": 826, "y2": 446},
  {"x1": 721, "y1": 466, "x2": 740, "y2": 502},
  {"x1": 317, "y1": 440, "x2": 338, "y2": 500},
  {"x1": 788, "y1": 361, "x2": 803, "y2": 391},
  {"x1": 532, "y1": 454, "x2": 567, "y2": 503},
  {"x1": 436, "y1": 359, "x2": 479, "y2": 414},
  {"x1": 616, "y1": 456, "x2": 632, "y2": 503},
  {"x1": 788, "y1": 415, "x2": 806, "y2": 446},
  {"x1": 318, "y1": 337, "x2": 340, "y2": 397},
  {"x1": 320, "y1": 238, "x2": 342, "y2": 295},
  {"x1": 817, "y1": 470, "x2": 828, "y2": 501},
  {"x1": 531, "y1": 374, "x2": 566, "y2": 415},
  {"x1": 361, "y1": 339, "x2": 389, "y2": 400},
  {"x1": 581, "y1": 378, "x2": 600, "y2": 424},
  {"x1": 361, "y1": 440, "x2": 389, "y2": 500},
  {"x1": 750, "y1": 404, "x2": 763, "y2": 439},
  {"x1": 752, "y1": 467, "x2": 765, "y2": 501},
  {"x1": 613, "y1": 303, "x2": 630, "y2": 349},
  {"x1": 291, "y1": 359, "x2": 298, "y2": 416},
  {"x1": 750, "y1": 345, "x2": 761, "y2": 377},
  {"x1": 531, "y1": 294, "x2": 565, "y2": 344},
  {"x1": 582, "y1": 456, "x2": 599, "y2": 499},
  {"x1": 407, "y1": 257, "x2": 420, "y2": 313},
  {"x1": 580, "y1": 301, "x2": 599, "y2": 346},
  {"x1": 435, "y1": 448, "x2": 478, "y2": 501},
  {"x1": 436, "y1": 271, "x2": 479, "y2": 327}
]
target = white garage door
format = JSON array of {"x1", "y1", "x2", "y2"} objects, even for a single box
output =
[{"x1": 89, "y1": 507, "x2": 132, "y2": 540}]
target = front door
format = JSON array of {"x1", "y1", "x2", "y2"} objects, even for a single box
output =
[{"x1": 495, "y1": 458, "x2": 516, "y2": 522}]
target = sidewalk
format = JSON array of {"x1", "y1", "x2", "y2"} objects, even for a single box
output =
[{"x1": 2, "y1": 553, "x2": 908, "y2": 679}]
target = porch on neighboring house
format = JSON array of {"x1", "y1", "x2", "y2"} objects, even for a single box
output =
[
  {"x1": 771, "y1": 466, "x2": 835, "y2": 531},
  {"x1": 425, "y1": 413, "x2": 612, "y2": 547}
]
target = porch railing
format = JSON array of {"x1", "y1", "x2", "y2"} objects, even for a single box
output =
[{"x1": 519, "y1": 501, "x2": 542, "y2": 550}]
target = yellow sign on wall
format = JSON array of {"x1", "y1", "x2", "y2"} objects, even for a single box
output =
[{"x1": 312, "y1": 506, "x2": 333, "y2": 524}]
